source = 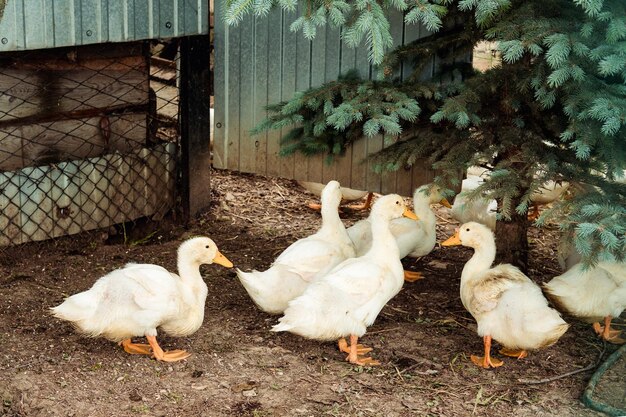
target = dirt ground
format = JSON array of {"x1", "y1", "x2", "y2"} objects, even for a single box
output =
[{"x1": 0, "y1": 168, "x2": 623, "y2": 417}]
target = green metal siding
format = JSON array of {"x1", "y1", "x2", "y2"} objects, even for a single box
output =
[
  {"x1": 213, "y1": 6, "x2": 458, "y2": 195},
  {"x1": 0, "y1": 0, "x2": 208, "y2": 52}
]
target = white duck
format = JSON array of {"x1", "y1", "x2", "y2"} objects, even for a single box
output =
[
  {"x1": 442, "y1": 222, "x2": 569, "y2": 368},
  {"x1": 451, "y1": 175, "x2": 497, "y2": 231},
  {"x1": 451, "y1": 168, "x2": 570, "y2": 228},
  {"x1": 272, "y1": 194, "x2": 418, "y2": 366},
  {"x1": 51, "y1": 237, "x2": 233, "y2": 361},
  {"x1": 528, "y1": 180, "x2": 569, "y2": 220},
  {"x1": 347, "y1": 185, "x2": 451, "y2": 281},
  {"x1": 298, "y1": 181, "x2": 373, "y2": 211},
  {"x1": 236, "y1": 180, "x2": 356, "y2": 314},
  {"x1": 544, "y1": 261, "x2": 626, "y2": 344}
]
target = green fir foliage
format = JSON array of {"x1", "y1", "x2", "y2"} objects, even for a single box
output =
[{"x1": 225, "y1": 0, "x2": 626, "y2": 265}]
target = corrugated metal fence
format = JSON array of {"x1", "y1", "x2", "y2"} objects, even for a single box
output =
[
  {"x1": 213, "y1": 6, "x2": 461, "y2": 196},
  {"x1": 0, "y1": 0, "x2": 208, "y2": 52}
]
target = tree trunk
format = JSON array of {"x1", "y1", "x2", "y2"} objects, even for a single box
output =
[{"x1": 494, "y1": 200, "x2": 529, "y2": 274}]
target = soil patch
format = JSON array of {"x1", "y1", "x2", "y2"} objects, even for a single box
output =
[{"x1": 0, "y1": 168, "x2": 622, "y2": 417}]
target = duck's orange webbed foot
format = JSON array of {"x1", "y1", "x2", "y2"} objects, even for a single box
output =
[
  {"x1": 527, "y1": 203, "x2": 540, "y2": 221},
  {"x1": 403, "y1": 270, "x2": 424, "y2": 282},
  {"x1": 593, "y1": 317, "x2": 625, "y2": 344},
  {"x1": 471, "y1": 335, "x2": 504, "y2": 369},
  {"x1": 343, "y1": 335, "x2": 380, "y2": 366},
  {"x1": 345, "y1": 193, "x2": 374, "y2": 211},
  {"x1": 471, "y1": 354, "x2": 504, "y2": 369},
  {"x1": 338, "y1": 338, "x2": 372, "y2": 355},
  {"x1": 120, "y1": 339, "x2": 152, "y2": 355},
  {"x1": 499, "y1": 347, "x2": 528, "y2": 359},
  {"x1": 146, "y1": 335, "x2": 191, "y2": 362}
]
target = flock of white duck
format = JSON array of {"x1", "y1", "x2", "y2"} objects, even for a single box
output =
[{"x1": 52, "y1": 177, "x2": 625, "y2": 369}]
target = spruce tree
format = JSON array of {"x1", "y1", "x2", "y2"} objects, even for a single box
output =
[{"x1": 224, "y1": 0, "x2": 626, "y2": 269}]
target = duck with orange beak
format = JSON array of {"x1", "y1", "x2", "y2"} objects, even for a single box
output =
[
  {"x1": 272, "y1": 194, "x2": 418, "y2": 366},
  {"x1": 442, "y1": 222, "x2": 568, "y2": 368},
  {"x1": 51, "y1": 237, "x2": 233, "y2": 361}
]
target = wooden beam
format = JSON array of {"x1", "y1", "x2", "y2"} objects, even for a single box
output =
[
  {"x1": 0, "y1": 57, "x2": 148, "y2": 122},
  {"x1": 179, "y1": 35, "x2": 212, "y2": 221},
  {"x1": 0, "y1": 113, "x2": 147, "y2": 171}
]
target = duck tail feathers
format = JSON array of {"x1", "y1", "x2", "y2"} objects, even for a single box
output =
[
  {"x1": 271, "y1": 321, "x2": 292, "y2": 333},
  {"x1": 50, "y1": 291, "x2": 98, "y2": 323}
]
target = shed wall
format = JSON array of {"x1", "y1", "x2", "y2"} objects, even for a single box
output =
[
  {"x1": 213, "y1": 6, "x2": 462, "y2": 196},
  {"x1": 0, "y1": 0, "x2": 208, "y2": 52}
]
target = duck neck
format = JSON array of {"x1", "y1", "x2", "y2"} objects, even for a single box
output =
[
  {"x1": 414, "y1": 195, "x2": 435, "y2": 229},
  {"x1": 177, "y1": 259, "x2": 208, "y2": 300},
  {"x1": 319, "y1": 201, "x2": 347, "y2": 237},
  {"x1": 461, "y1": 239, "x2": 496, "y2": 284},
  {"x1": 367, "y1": 215, "x2": 399, "y2": 260}
]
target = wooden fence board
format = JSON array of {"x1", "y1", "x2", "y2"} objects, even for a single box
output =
[
  {"x1": 0, "y1": 57, "x2": 148, "y2": 121},
  {"x1": 151, "y1": 80, "x2": 179, "y2": 120},
  {"x1": 0, "y1": 113, "x2": 147, "y2": 171}
]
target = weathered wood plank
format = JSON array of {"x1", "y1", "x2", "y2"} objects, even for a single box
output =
[
  {"x1": 0, "y1": 113, "x2": 147, "y2": 172},
  {"x1": 321, "y1": 24, "x2": 342, "y2": 184},
  {"x1": 365, "y1": 136, "x2": 384, "y2": 193},
  {"x1": 348, "y1": 40, "x2": 373, "y2": 191},
  {"x1": 151, "y1": 80, "x2": 179, "y2": 120},
  {"x1": 180, "y1": 35, "x2": 212, "y2": 220},
  {"x1": 212, "y1": 0, "x2": 227, "y2": 169},
  {"x1": 150, "y1": 56, "x2": 177, "y2": 83},
  {"x1": 411, "y1": 157, "x2": 435, "y2": 190},
  {"x1": 0, "y1": 56, "x2": 148, "y2": 121},
  {"x1": 305, "y1": 15, "x2": 328, "y2": 184}
]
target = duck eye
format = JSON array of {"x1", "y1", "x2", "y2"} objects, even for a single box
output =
[
  {"x1": 395, "y1": 201, "x2": 400, "y2": 205},
  {"x1": 466, "y1": 228, "x2": 470, "y2": 232},
  {"x1": 205, "y1": 245, "x2": 209, "y2": 249}
]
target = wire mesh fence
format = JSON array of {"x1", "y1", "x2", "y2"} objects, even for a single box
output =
[{"x1": 0, "y1": 40, "x2": 181, "y2": 246}]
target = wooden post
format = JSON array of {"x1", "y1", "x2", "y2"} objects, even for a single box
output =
[{"x1": 179, "y1": 35, "x2": 211, "y2": 222}]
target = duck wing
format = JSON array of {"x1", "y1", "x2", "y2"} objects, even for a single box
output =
[
  {"x1": 274, "y1": 237, "x2": 352, "y2": 283},
  {"x1": 468, "y1": 265, "x2": 529, "y2": 315},
  {"x1": 122, "y1": 264, "x2": 181, "y2": 314}
]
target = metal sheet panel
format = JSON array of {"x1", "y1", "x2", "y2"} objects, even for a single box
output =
[
  {"x1": 0, "y1": 0, "x2": 208, "y2": 52},
  {"x1": 213, "y1": 3, "x2": 467, "y2": 194}
]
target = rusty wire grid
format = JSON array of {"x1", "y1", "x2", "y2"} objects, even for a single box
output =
[{"x1": 0, "y1": 40, "x2": 181, "y2": 246}]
